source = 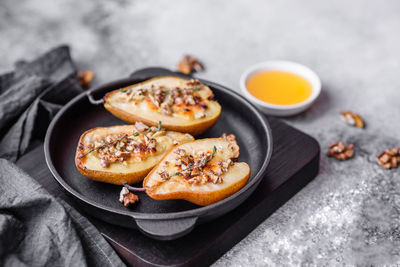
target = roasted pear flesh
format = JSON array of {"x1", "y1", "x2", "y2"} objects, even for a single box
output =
[
  {"x1": 75, "y1": 123, "x2": 194, "y2": 185},
  {"x1": 103, "y1": 76, "x2": 221, "y2": 136},
  {"x1": 143, "y1": 137, "x2": 251, "y2": 206}
]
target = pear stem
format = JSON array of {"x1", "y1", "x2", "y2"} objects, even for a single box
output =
[
  {"x1": 123, "y1": 183, "x2": 146, "y2": 192},
  {"x1": 86, "y1": 91, "x2": 104, "y2": 105}
]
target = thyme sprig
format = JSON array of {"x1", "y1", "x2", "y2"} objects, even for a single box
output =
[
  {"x1": 79, "y1": 148, "x2": 95, "y2": 158},
  {"x1": 201, "y1": 146, "x2": 217, "y2": 165},
  {"x1": 146, "y1": 121, "x2": 162, "y2": 132},
  {"x1": 120, "y1": 88, "x2": 132, "y2": 93},
  {"x1": 172, "y1": 171, "x2": 182, "y2": 177},
  {"x1": 212, "y1": 145, "x2": 217, "y2": 157},
  {"x1": 186, "y1": 162, "x2": 193, "y2": 170}
]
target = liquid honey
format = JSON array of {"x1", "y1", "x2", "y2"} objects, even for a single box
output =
[{"x1": 246, "y1": 71, "x2": 313, "y2": 105}]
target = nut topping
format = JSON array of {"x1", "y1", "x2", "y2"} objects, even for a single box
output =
[
  {"x1": 120, "y1": 81, "x2": 209, "y2": 118},
  {"x1": 340, "y1": 111, "x2": 365, "y2": 128},
  {"x1": 167, "y1": 145, "x2": 235, "y2": 185},
  {"x1": 119, "y1": 187, "x2": 139, "y2": 207},
  {"x1": 377, "y1": 147, "x2": 400, "y2": 169},
  {"x1": 327, "y1": 142, "x2": 355, "y2": 160},
  {"x1": 78, "y1": 123, "x2": 167, "y2": 168},
  {"x1": 177, "y1": 55, "x2": 204, "y2": 75}
]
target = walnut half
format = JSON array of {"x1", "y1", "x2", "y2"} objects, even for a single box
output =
[
  {"x1": 177, "y1": 55, "x2": 204, "y2": 75},
  {"x1": 78, "y1": 70, "x2": 94, "y2": 89},
  {"x1": 377, "y1": 147, "x2": 400, "y2": 169},
  {"x1": 327, "y1": 142, "x2": 355, "y2": 160},
  {"x1": 340, "y1": 111, "x2": 365, "y2": 128},
  {"x1": 119, "y1": 187, "x2": 139, "y2": 207}
]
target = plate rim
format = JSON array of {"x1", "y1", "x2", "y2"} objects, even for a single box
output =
[{"x1": 44, "y1": 76, "x2": 273, "y2": 220}]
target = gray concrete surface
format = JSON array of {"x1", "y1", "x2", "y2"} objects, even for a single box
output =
[{"x1": 1, "y1": 0, "x2": 400, "y2": 265}]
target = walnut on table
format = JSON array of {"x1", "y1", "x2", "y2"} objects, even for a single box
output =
[
  {"x1": 177, "y1": 55, "x2": 204, "y2": 75},
  {"x1": 377, "y1": 147, "x2": 400, "y2": 169},
  {"x1": 327, "y1": 142, "x2": 355, "y2": 160},
  {"x1": 340, "y1": 110, "x2": 365, "y2": 128},
  {"x1": 78, "y1": 70, "x2": 94, "y2": 89}
]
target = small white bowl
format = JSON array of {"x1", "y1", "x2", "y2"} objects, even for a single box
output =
[{"x1": 240, "y1": 61, "x2": 321, "y2": 116}]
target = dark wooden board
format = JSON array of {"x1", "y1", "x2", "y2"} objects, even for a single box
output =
[{"x1": 17, "y1": 117, "x2": 319, "y2": 267}]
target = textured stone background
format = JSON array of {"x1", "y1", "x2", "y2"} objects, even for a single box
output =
[{"x1": 1, "y1": 0, "x2": 400, "y2": 265}]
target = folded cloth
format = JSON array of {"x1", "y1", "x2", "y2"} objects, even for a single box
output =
[
  {"x1": 0, "y1": 159, "x2": 124, "y2": 267},
  {"x1": 0, "y1": 45, "x2": 82, "y2": 161},
  {"x1": 0, "y1": 46, "x2": 125, "y2": 266}
]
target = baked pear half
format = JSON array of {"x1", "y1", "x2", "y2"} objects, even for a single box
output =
[
  {"x1": 75, "y1": 122, "x2": 194, "y2": 185},
  {"x1": 143, "y1": 135, "x2": 250, "y2": 206},
  {"x1": 103, "y1": 76, "x2": 221, "y2": 136}
]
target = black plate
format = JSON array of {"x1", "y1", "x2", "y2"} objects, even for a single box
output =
[{"x1": 44, "y1": 68, "x2": 273, "y2": 240}]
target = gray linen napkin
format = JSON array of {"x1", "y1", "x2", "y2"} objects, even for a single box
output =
[
  {"x1": 0, "y1": 159, "x2": 124, "y2": 267},
  {"x1": 0, "y1": 46, "x2": 125, "y2": 267},
  {"x1": 0, "y1": 45, "x2": 82, "y2": 161}
]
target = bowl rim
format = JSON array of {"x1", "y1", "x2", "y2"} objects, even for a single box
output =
[{"x1": 240, "y1": 60, "x2": 321, "y2": 110}]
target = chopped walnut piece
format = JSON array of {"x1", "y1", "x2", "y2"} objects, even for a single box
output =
[
  {"x1": 377, "y1": 147, "x2": 400, "y2": 169},
  {"x1": 134, "y1": 122, "x2": 149, "y2": 132},
  {"x1": 208, "y1": 173, "x2": 223, "y2": 184},
  {"x1": 185, "y1": 95, "x2": 196, "y2": 105},
  {"x1": 186, "y1": 79, "x2": 201, "y2": 87},
  {"x1": 221, "y1": 133, "x2": 236, "y2": 142},
  {"x1": 158, "y1": 170, "x2": 170, "y2": 180},
  {"x1": 174, "y1": 97, "x2": 183, "y2": 105},
  {"x1": 119, "y1": 187, "x2": 139, "y2": 207},
  {"x1": 327, "y1": 142, "x2": 355, "y2": 160},
  {"x1": 194, "y1": 112, "x2": 206, "y2": 119},
  {"x1": 78, "y1": 70, "x2": 94, "y2": 89},
  {"x1": 177, "y1": 55, "x2": 204, "y2": 75},
  {"x1": 340, "y1": 111, "x2": 365, "y2": 128},
  {"x1": 174, "y1": 148, "x2": 187, "y2": 157},
  {"x1": 187, "y1": 175, "x2": 203, "y2": 184},
  {"x1": 161, "y1": 102, "x2": 172, "y2": 115},
  {"x1": 100, "y1": 156, "x2": 110, "y2": 168},
  {"x1": 78, "y1": 142, "x2": 85, "y2": 151},
  {"x1": 219, "y1": 159, "x2": 233, "y2": 170},
  {"x1": 190, "y1": 166, "x2": 201, "y2": 176}
]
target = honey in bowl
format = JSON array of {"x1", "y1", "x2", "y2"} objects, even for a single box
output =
[{"x1": 246, "y1": 70, "x2": 313, "y2": 106}]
